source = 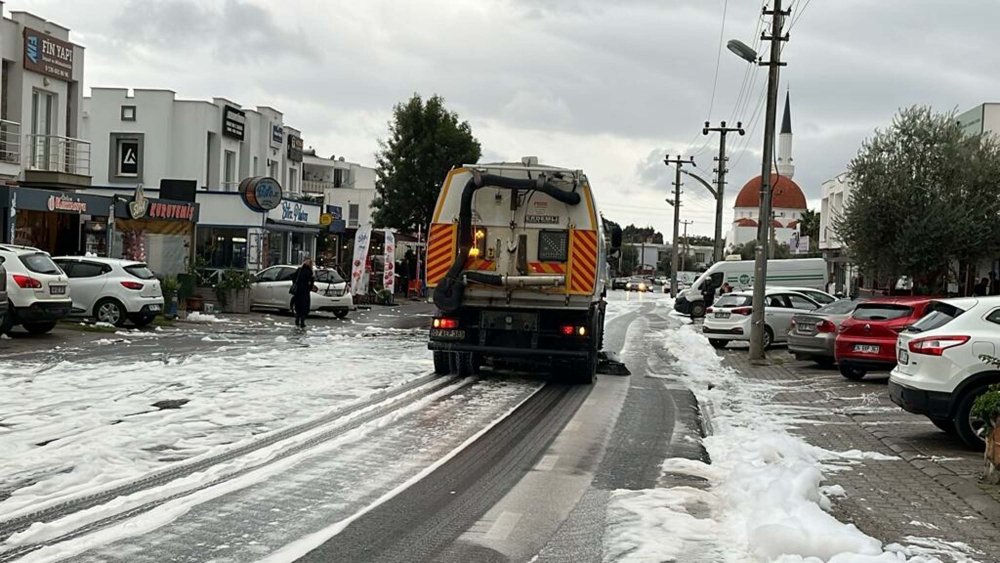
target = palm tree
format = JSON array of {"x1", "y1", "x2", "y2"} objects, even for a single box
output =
[{"x1": 799, "y1": 209, "x2": 821, "y2": 251}]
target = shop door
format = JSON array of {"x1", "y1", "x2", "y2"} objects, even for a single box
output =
[{"x1": 30, "y1": 90, "x2": 55, "y2": 170}]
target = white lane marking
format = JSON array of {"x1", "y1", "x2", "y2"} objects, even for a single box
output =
[
  {"x1": 563, "y1": 420, "x2": 581, "y2": 433},
  {"x1": 534, "y1": 454, "x2": 559, "y2": 472},
  {"x1": 485, "y1": 511, "x2": 522, "y2": 541}
]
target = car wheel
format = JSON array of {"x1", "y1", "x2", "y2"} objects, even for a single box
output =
[
  {"x1": 709, "y1": 338, "x2": 728, "y2": 349},
  {"x1": 839, "y1": 365, "x2": 867, "y2": 380},
  {"x1": 433, "y1": 351, "x2": 450, "y2": 375},
  {"x1": 130, "y1": 314, "x2": 157, "y2": 328},
  {"x1": 334, "y1": 310, "x2": 349, "y2": 319},
  {"x1": 929, "y1": 417, "x2": 956, "y2": 435},
  {"x1": 95, "y1": 298, "x2": 127, "y2": 327},
  {"x1": 690, "y1": 302, "x2": 706, "y2": 318},
  {"x1": 762, "y1": 326, "x2": 775, "y2": 350},
  {"x1": 954, "y1": 387, "x2": 990, "y2": 449},
  {"x1": 0, "y1": 305, "x2": 12, "y2": 335},
  {"x1": 22, "y1": 321, "x2": 56, "y2": 335}
]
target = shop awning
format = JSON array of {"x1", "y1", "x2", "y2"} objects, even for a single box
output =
[{"x1": 266, "y1": 219, "x2": 322, "y2": 234}]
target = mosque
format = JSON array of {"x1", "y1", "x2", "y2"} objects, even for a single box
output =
[{"x1": 726, "y1": 93, "x2": 807, "y2": 250}]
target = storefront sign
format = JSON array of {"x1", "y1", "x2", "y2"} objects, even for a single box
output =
[
  {"x1": 119, "y1": 139, "x2": 140, "y2": 176},
  {"x1": 147, "y1": 201, "x2": 196, "y2": 221},
  {"x1": 128, "y1": 185, "x2": 150, "y2": 219},
  {"x1": 47, "y1": 195, "x2": 87, "y2": 213},
  {"x1": 327, "y1": 205, "x2": 342, "y2": 220},
  {"x1": 351, "y1": 224, "x2": 373, "y2": 296},
  {"x1": 280, "y1": 201, "x2": 310, "y2": 223},
  {"x1": 239, "y1": 176, "x2": 283, "y2": 212},
  {"x1": 223, "y1": 106, "x2": 246, "y2": 140},
  {"x1": 23, "y1": 28, "x2": 74, "y2": 81},
  {"x1": 319, "y1": 213, "x2": 333, "y2": 226},
  {"x1": 383, "y1": 229, "x2": 396, "y2": 294},
  {"x1": 287, "y1": 134, "x2": 303, "y2": 162},
  {"x1": 270, "y1": 123, "x2": 284, "y2": 149}
]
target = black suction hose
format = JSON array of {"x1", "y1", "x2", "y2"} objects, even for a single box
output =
[{"x1": 433, "y1": 172, "x2": 581, "y2": 312}]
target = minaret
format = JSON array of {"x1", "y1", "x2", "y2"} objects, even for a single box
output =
[{"x1": 776, "y1": 91, "x2": 794, "y2": 179}]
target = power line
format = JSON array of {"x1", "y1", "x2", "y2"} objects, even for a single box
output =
[{"x1": 704, "y1": 0, "x2": 730, "y2": 126}]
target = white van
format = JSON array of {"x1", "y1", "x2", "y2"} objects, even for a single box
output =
[{"x1": 673, "y1": 257, "x2": 827, "y2": 317}]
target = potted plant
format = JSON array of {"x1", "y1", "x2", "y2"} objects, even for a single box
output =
[
  {"x1": 972, "y1": 378, "x2": 1000, "y2": 485},
  {"x1": 161, "y1": 275, "x2": 180, "y2": 319},
  {"x1": 215, "y1": 269, "x2": 253, "y2": 313}
]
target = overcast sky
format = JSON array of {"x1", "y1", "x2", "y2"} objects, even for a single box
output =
[{"x1": 12, "y1": 0, "x2": 1000, "y2": 239}]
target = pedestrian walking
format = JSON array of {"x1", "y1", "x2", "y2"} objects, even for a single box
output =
[{"x1": 291, "y1": 258, "x2": 316, "y2": 328}]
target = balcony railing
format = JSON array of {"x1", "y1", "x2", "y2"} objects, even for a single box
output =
[
  {"x1": 25, "y1": 134, "x2": 91, "y2": 176},
  {"x1": 303, "y1": 180, "x2": 334, "y2": 194},
  {"x1": 0, "y1": 120, "x2": 21, "y2": 166}
]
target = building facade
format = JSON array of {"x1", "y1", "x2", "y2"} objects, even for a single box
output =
[
  {"x1": 81, "y1": 89, "x2": 319, "y2": 272},
  {"x1": 818, "y1": 172, "x2": 853, "y2": 293},
  {"x1": 302, "y1": 150, "x2": 376, "y2": 267}
]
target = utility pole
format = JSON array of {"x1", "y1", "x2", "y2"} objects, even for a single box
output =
[
  {"x1": 703, "y1": 121, "x2": 745, "y2": 264},
  {"x1": 748, "y1": 0, "x2": 789, "y2": 362},
  {"x1": 664, "y1": 154, "x2": 696, "y2": 298},
  {"x1": 680, "y1": 220, "x2": 694, "y2": 271}
]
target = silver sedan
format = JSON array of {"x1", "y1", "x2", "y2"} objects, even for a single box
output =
[{"x1": 787, "y1": 299, "x2": 858, "y2": 366}]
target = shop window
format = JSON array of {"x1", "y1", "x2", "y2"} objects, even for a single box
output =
[
  {"x1": 349, "y1": 204, "x2": 359, "y2": 227},
  {"x1": 224, "y1": 150, "x2": 236, "y2": 190}
]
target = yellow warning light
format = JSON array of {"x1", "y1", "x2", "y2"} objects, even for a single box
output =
[
  {"x1": 469, "y1": 247, "x2": 481, "y2": 257},
  {"x1": 475, "y1": 229, "x2": 486, "y2": 240}
]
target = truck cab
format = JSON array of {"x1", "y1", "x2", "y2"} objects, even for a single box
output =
[{"x1": 426, "y1": 158, "x2": 620, "y2": 383}]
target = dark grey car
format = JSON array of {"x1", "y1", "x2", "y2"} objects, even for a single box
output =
[{"x1": 787, "y1": 299, "x2": 858, "y2": 365}]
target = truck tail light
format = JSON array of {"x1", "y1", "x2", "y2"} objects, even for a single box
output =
[
  {"x1": 433, "y1": 318, "x2": 459, "y2": 329},
  {"x1": 12, "y1": 275, "x2": 42, "y2": 289},
  {"x1": 560, "y1": 325, "x2": 587, "y2": 336},
  {"x1": 732, "y1": 307, "x2": 752, "y2": 316},
  {"x1": 121, "y1": 281, "x2": 144, "y2": 290},
  {"x1": 908, "y1": 335, "x2": 970, "y2": 356},
  {"x1": 816, "y1": 320, "x2": 836, "y2": 333}
]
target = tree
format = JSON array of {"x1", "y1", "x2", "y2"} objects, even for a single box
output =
[
  {"x1": 836, "y1": 106, "x2": 1000, "y2": 294},
  {"x1": 622, "y1": 224, "x2": 664, "y2": 244},
  {"x1": 620, "y1": 245, "x2": 639, "y2": 274},
  {"x1": 372, "y1": 94, "x2": 482, "y2": 232},
  {"x1": 677, "y1": 235, "x2": 715, "y2": 247},
  {"x1": 797, "y1": 209, "x2": 820, "y2": 252}
]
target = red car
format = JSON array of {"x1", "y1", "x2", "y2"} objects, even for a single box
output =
[{"x1": 835, "y1": 297, "x2": 935, "y2": 380}]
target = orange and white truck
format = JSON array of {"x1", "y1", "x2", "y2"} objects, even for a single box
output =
[{"x1": 425, "y1": 157, "x2": 621, "y2": 383}]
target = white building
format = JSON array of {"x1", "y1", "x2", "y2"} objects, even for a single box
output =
[
  {"x1": 818, "y1": 172, "x2": 853, "y2": 293},
  {"x1": 727, "y1": 93, "x2": 806, "y2": 249},
  {"x1": 958, "y1": 103, "x2": 1000, "y2": 140},
  {"x1": 81, "y1": 88, "x2": 320, "y2": 272},
  {"x1": 302, "y1": 150, "x2": 376, "y2": 229}
]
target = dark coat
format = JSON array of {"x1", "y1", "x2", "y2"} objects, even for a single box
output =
[{"x1": 293, "y1": 265, "x2": 314, "y2": 297}]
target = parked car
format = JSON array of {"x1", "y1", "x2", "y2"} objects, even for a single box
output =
[
  {"x1": 625, "y1": 276, "x2": 652, "y2": 292},
  {"x1": 769, "y1": 286, "x2": 838, "y2": 306},
  {"x1": 53, "y1": 257, "x2": 165, "y2": 327},
  {"x1": 834, "y1": 296, "x2": 935, "y2": 380},
  {"x1": 703, "y1": 289, "x2": 820, "y2": 349},
  {"x1": 250, "y1": 265, "x2": 353, "y2": 318},
  {"x1": 788, "y1": 298, "x2": 858, "y2": 365},
  {"x1": 0, "y1": 244, "x2": 72, "y2": 334},
  {"x1": 890, "y1": 296, "x2": 1000, "y2": 448},
  {"x1": 611, "y1": 277, "x2": 628, "y2": 290}
]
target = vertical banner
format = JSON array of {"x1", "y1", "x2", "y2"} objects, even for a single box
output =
[
  {"x1": 350, "y1": 224, "x2": 373, "y2": 295},
  {"x1": 383, "y1": 229, "x2": 396, "y2": 294}
]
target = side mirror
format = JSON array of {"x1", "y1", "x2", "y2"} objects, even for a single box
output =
[{"x1": 610, "y1": 226, "x2": 623, "y2": 249}]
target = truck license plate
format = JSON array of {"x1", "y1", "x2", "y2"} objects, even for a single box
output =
[
  {"x1": 430, "y1": 328, "x2": 465, "y2": 340},
  {"x1": 50, "y1": 285, "x2": 66, "y2": 295},
  {"x1": 853, "y1": 344, "x2": 879, "y2": 354}
]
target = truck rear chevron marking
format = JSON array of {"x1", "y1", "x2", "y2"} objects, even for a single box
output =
[
  {"x1": 568, "y1": 229, "x2": 597, "y2": 294},
  {"x1": 426, "y1": 223, "x2": 456, "y2": 286}
]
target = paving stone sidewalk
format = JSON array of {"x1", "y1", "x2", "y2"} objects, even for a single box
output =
[{"x1": 724, "y1": 346, "x2": 1000, "y2": 561}]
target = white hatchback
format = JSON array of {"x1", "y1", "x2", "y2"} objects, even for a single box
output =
[
  {"x1": 703, "y1": 289, "x2": 820, "y2": 350},
  {"x1": 0, "y1": 244, "x2": 73, "y2": 334},
  {"x1": 53, "y1": 257, "x2": 165, "y2": 327},
  {"x1": 890, "y1": 296, "x2": 1000, "y2": 448},
  {"x1": 250, "y1": 265, "x2": 354, "y2": 318}
]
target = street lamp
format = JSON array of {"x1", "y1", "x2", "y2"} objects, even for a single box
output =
[{"x1": 729, "y1": 2, "x2": 788, "y2": 362}]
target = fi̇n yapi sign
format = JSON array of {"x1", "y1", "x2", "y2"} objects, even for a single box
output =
[{"x1": 23, "y1": 28, "x2": 74, "y2": 81}]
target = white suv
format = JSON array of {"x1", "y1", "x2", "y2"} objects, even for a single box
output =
[
  {"x1": 890, "y1": 296, "x2": 1000, "y2": 448},
  {"x1": 53, "y1": 257, "x2": 164, "y2": 327},
  {"x1": 0, "y1": 244, "x2": 73, "y2": 334}
]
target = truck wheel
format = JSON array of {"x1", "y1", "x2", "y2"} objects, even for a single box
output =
[
  {"x1": 573, "y1": 352, "x2": 597, "y2": 385},
  {"x1": 450, "y1": 352, "x2": 478, "y2": 376},
  {"x1": 433, "y1": 351, "x2": 450, "y2": 375},
  {"x1": 690, "y1": 302, "x2": 706, "y2": 318}
]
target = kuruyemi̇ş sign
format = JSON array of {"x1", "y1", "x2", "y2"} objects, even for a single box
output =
[{"x1": 239, "y1": 177, "x2": 283, "y2": 212}]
